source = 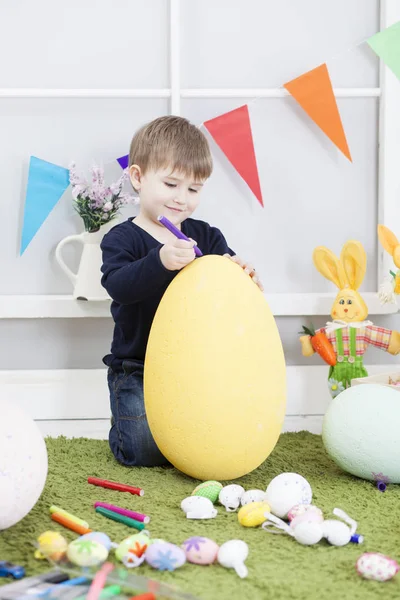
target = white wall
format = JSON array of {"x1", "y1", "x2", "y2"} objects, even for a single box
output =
[{"x1": 1, "y1": 0, "x2": 399, "y2": 436}]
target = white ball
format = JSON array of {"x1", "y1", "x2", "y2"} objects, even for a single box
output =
[
  {"x1": 265, "y1": 473, "x2": 312, "y2": 518},
  {"x1": 0, "y1": 399, "x2": 48, "y2": 530},
  {"x1": 293, "y1": 521, "x2": 323, "y2": 546},
  {"x1": 322, "y1": 520, "x2": 351, "y2": 546}
]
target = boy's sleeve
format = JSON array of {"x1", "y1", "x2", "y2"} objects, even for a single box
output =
[
  {"x1": 100, "y1": 229, "x2": 177, "y2": 305},
  {"x1": 208, "y1": 226, "x2": 235, "y2": 257}
]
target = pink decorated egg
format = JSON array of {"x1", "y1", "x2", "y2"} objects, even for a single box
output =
[
  {"x1": 145, "y1": 542, "x2": 186, "y2": 571},
  {"x1": 288, "y1": 504, "x2": 322, "y2": 522},
  {"x1": 182, "y1": 537, "x2": 219, "y2": 565},
  {"x1": 356, "y1": 553, "x2": 399, "y2": 582}
]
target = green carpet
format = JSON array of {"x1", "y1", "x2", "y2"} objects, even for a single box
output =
[{"x1": 1, "y1": 432, "x2": 400, "y2": 599}]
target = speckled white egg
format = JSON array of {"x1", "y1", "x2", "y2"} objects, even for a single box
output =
[
  {"x1": 219, "y1": 485, "x2": 245, "y2": 512},
  {"x1": 265, "y1": 473, "x2": 312, "y2": 518},
  {"x1": 240, "y1": 489, "x2": 268, "y2": 506},
  {"x1": 0, "y1": 399, "x2": 48, "y2": 530},
  {"x1": 181, "y1": 496, "x2": 217, "y2": 518},
  {"x1": 356, "y1": 553, "x2": 399, "y2": 582}
]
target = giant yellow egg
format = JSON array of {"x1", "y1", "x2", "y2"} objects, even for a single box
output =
[{"x1": 144, "y1": 255, "x2": 286, "y2": 480}]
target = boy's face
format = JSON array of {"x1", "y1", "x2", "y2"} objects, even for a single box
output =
[{"x1": 130, "y1": 166, "x2": 205, "y2": 226}]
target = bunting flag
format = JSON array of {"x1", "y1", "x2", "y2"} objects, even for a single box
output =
[
  {"x1": 20, "y1": 156, "x2": 70, "y2": 255},
  {"x1": 284, "y1": 63, "x2": 352, "y2": 162},
  {"x1": 117, "y1": 154, "x2": 129, "y2": 170},
  {"x1": 203, "y1": 105, "x2": 264, "y2": 207},
  {"x1": 367, "y1": 21, "x2": 400, "y2": 81}
]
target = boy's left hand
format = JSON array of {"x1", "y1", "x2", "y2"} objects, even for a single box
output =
[{"x1": 223, "y1": 254, "x2": 264, "y2": 292}]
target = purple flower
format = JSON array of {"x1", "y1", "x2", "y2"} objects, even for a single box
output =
[
  {"x1": 91, "y1": 164, "x2": 104, "y2": 186},
  {"x1": 69, "y1": 161, "x2": 136, "y2": 231},
  {"x1": 183, "y1": 537, "x2": 207, "y2": 552}
]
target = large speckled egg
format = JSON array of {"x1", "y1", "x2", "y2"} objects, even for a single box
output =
[
  {"x1": 145, "y1": 542, "x2": 186, "y2": 571},
  {"x1": 322, "y1": 384, "x2": 400, "y2": 483},
  {"x1": 67, "y1": 538, "x2": 108, "y2": 567},
  {"x1": 182, "y1": 537, "x2": 219, "y2": 565},
  {"x1": 144, "y1": 256, "x2": 286, "y2": 480}
]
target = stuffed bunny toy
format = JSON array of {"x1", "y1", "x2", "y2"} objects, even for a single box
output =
[
  {"x1": 377, "y1": 225, "x2": 400, "y2": 303},
  {"x1": 300, "y1": 240, "x2": 400, "y2": 398}
]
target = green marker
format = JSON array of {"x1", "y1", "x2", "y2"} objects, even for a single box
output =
[{"x1": 95, "y1": 506, "x2": 146, "y2": 531}]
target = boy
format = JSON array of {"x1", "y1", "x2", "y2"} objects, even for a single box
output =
[{"x1": 101, "y1": 115, "x2": 263, "y2": 467}]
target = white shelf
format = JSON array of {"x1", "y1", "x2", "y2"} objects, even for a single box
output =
[{"x1": 0, "y1": 292, "x2": 396, "y2": 319}]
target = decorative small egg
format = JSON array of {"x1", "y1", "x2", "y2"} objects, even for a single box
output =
[
  {"x1": 115, "y1": 532, "x2": 151, "y2": 562},
  {"x1": 182, "y1": 537, "x2": 219, "y2": 565},
  {"x1": 34, "y1": 531, "x2": 68, "y2": 561},
  {"x1": 290, "y1": 509, "x2": 324, "y2": 529},
  {"x1": 356, "y1": 553, "x2": 400, "y2": 582},
  {"x1": 241, "y1": 489, "x2": 268, "y2": 506},
  {"x1": 218, "y1": 540, "x2": 249, "y2": 579},
  {"x1": 322, "y1": 520, "x2": 352, "y2": 547},
  {"x1": 79, "y1": 532, "x2": 113, "y2": 551},
  {"x1": 288, "y1": 504, "x2": 322, "y2": 522},
  {"x1": 238, "y1": 502, "x2": 271, "y2": 527},
  {"x1": 181, "y1": 496, "x2": 217, "y2": 519},
  {"x1": 292, "y1": 521, "x2": 324, "y2": 546},
  {"x1": 67, "y1": 538, "x2": 108, "y2": 567},
  {"x1": 145, "y1": 542, "x2": 186, "y2": 571},
  {"x1": 191, "y1": 481, "x2": 223, "y2": 503},
  {"x1": 219, "y1": 485, "x2": 245, "y2": 512},
  {"x1": 265, "y1": 473, "x2": 312, "y2": 518}
]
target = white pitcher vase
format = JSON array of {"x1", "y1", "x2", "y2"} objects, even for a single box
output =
[{"x1": 55, "y1": 220, "x2": 115, "y2": 301}]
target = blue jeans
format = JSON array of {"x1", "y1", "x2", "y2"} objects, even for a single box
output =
[{"x1": 107, "y1": 360, "x2": 169, "y2": 467}]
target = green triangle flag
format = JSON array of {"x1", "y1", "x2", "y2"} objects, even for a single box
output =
[{"x1": 367, "y1": 21, "x2": 400, "y2": 81}]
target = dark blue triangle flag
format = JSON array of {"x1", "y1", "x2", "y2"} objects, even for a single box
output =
[{"x1": 117, "y1": 154, "x2": 129, "y2": 170}]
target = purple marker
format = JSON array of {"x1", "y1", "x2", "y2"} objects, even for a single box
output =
[
  {"x1": 157, "y1": 215, "x2": 203, "y2": 257},
  {"x1": 94, "y1": 501, "x2": 150, "y2": 524}
]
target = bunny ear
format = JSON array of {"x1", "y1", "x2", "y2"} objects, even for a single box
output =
[
  {"x1": 378, "y1": 225, "x2": 399, "y2": 256},
  {"x1": 340, "y1": 241, "x2": 366, "y2": 291},
  {"x1": 313, "y1": 247, "x2": 348, "y2": 289}
]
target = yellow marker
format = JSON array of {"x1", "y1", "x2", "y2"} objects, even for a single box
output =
[{"x1": 49, "y1": 506, "x2": 89, "y2": 529}]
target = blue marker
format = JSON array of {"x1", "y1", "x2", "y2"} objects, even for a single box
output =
[{"x1": 158, "y1": 215, "x2": 203, "y2": 257}]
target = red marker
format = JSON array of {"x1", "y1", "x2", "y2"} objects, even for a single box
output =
[{"x1": 88, "y1": 476, "x2": 144, "y2": 496}]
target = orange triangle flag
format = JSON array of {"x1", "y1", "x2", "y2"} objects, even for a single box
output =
[
  {"x1": 204, "y1": 105, "x2": 263, "y2": 207},
  {"x1": 284, "y1": 63, "x2": 352, "y2": 162}
]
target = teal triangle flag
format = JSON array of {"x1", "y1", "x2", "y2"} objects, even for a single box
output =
[
  {"x1": 367, "y1": 21, "x2": 400, "y2": 81},
  {"x1": 20, "y1": 156, "x2": 70, "y2": 255}
]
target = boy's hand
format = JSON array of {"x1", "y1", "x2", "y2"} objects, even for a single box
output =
[
  {"x1": 160, "y1": 238, "x2": 197, "y2": 271},
  {"x1": 223, "y1": 254, "x2": 264, "y2": 292}
]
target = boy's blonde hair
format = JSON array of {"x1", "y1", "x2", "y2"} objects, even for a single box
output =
[{"x1": 129, "y1": 116, "x2": 213, "y2": 181}]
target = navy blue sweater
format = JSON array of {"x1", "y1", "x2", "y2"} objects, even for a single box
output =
[{"x1": 101, "y1": 217, "x2": 234, "y2": 368}]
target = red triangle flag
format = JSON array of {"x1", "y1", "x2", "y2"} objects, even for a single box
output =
[
  {"x1": 284, "y1": 63, "x2": 352, "y2": 162},
  {"x1": 204, "y1": 105, "x2": 263, "y2": 207}
]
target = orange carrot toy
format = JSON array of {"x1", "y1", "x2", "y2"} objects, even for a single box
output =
[{"x1": 300, "y1": 324, "x2": 337, "y2": 366}]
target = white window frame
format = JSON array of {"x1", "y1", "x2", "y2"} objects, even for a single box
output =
[{"x1": 0, "y1": 0, "x2": 399, "y2": 319}]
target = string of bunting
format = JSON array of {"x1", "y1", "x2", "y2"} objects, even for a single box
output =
[{"x1": 20, "y1": 21, "x2": 400, "y2": 254}]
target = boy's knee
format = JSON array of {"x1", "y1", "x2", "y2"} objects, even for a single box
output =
[{"x1": 109, "y1": 420, "x2": 168, "y2": 467}]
